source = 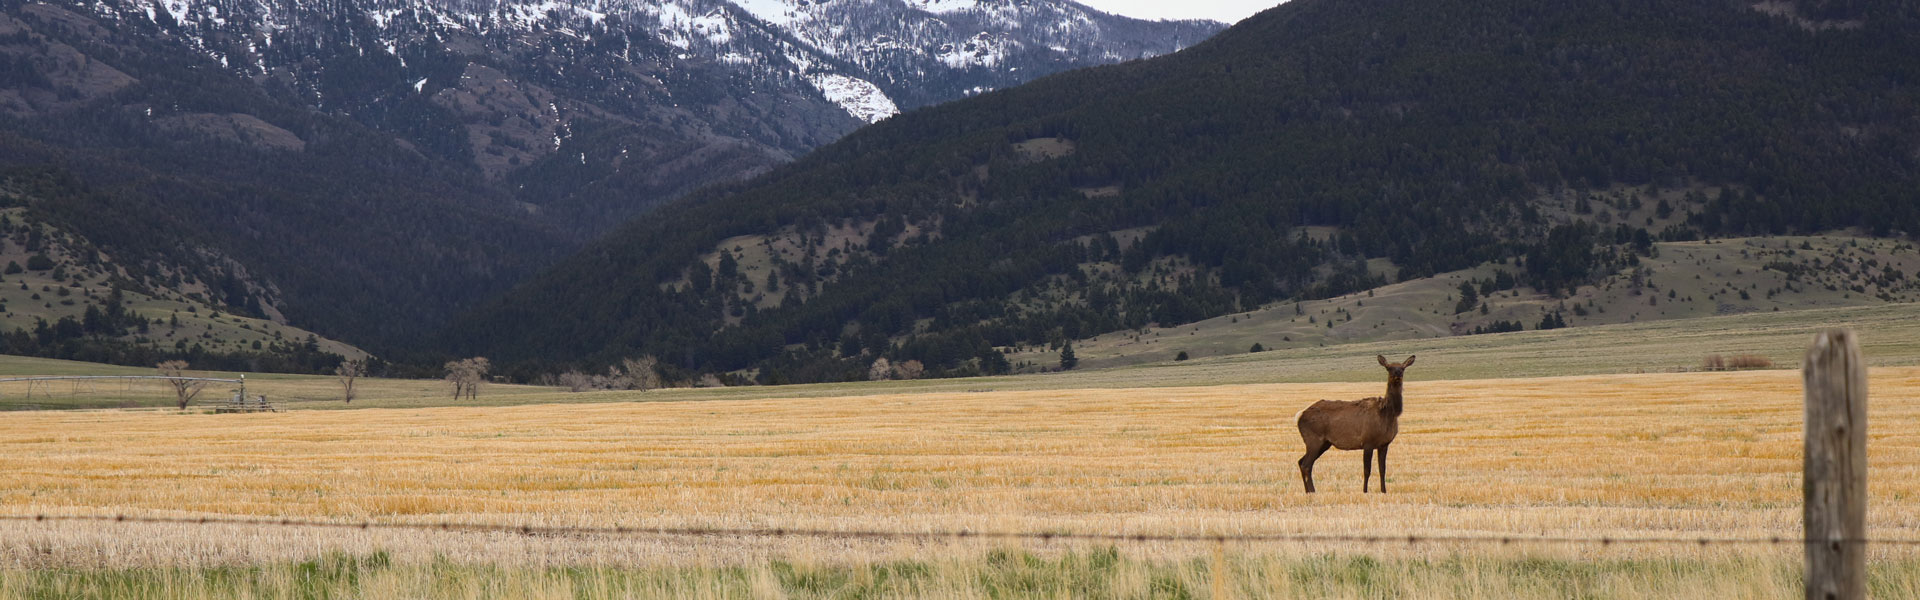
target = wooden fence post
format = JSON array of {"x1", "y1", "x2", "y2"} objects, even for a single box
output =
[{"x1": 1804, "y1": 328, "x2": 1866, "y2": 600}]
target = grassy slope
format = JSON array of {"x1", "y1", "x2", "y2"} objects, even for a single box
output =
[
  {"x1": 0, "y1": 208, "x2": 366, "y2": 361},
  {"x1": 1009, "y1": 235, "x2": 1920, "y2": 371}
]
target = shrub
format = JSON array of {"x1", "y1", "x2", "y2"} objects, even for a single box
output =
[
  {"x1": 1174, "y1": 351, "x2": 1189, "y2": 361},
  {"x1": 1703, "y1": 354, "x2": 1772, "y2": 371}
]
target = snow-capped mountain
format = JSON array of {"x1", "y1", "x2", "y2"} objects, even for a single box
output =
[
  {"x1": 94, "y1": 0, "x2": 1223, "y2": 121},
  {"x1": 46, "y1": 0, "x2": 1218, "y2": 231},
  {"x1": 0, "y1": 0, "x2": 1217, "y2": 345}
]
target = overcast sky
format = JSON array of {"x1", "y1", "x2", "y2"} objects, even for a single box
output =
[{"x1": 1075, "y1": 0, "x2": 1281, "y2": 24}]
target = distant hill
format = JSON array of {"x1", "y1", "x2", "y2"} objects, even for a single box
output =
[
  {"x1": 450, "y1": 0, "x2": 1919, "y2": 381},
  {"x1": 1014, "y1": 233, "x2": 1920, "y2": 372},
  {"x1": 0, "y1": 178, "x2": 363, "y2": 373}
]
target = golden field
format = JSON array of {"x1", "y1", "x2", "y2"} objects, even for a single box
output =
[
  {"x1": 6, "y1": 305, "x2": 1920, "y2": 597},
  {"x1": 4, "y1": 366, "x2": 1920, "y2": 597}
]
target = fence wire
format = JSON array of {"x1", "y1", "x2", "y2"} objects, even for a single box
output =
[{"x1": 5, "y1": 513, "x2": 1919, "y2": 547}]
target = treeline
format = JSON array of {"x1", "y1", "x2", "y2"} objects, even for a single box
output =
[{"x1": 450, "y1": 0, "x2": 1920, "y2": 382}]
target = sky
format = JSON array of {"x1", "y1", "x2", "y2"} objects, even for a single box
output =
[{"x1": 1074, "y1": 0, "x2": 1281, "y2": 24}]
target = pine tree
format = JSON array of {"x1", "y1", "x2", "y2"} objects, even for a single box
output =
[
  {"x1": 1059, "y1": 342, "x2": 1079, "y2": 370},
  {"x1": 1454, "y1": 280, "x2": 1479, "y2": 314}
]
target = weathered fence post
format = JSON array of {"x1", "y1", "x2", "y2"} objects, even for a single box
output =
[{"x1": 1804, "y1": 329, "x2": 1866, "y2": 600}]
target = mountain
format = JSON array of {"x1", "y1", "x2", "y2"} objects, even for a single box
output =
[
  {"x1": 0, "y1": 0, "x2": 1217, "y2": 354},
  {"x1": 446, "y1": 0, "x2": 1920, "y2": 382},
  {"x1": 46, "y1": 0, "x2": 1221, "y2": 230},
  {"x1": 0, "y1": 1, "x2": 567, "y2": 351}
]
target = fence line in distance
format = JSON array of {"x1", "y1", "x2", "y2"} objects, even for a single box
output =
[{"x1": 5, "y1": 513, "x2": 1920, "y2": 547}]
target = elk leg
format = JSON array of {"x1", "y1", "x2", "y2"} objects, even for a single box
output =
[
  {"x1": 1362, "y1": 448, "x2": 1374, "y2": 493},
  {"x1": 1299, "y1": 439, "x2": 1332, "y2": 493},
  {"x1": 1377, "y1": 444, "x2": 1389, "y2": 494}
]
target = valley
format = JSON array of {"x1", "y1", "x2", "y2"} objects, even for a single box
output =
[
  {"x1": 449, "y1": 0, "x2": 1920, "y2": 383},
  {"x1": 2, "y1": 0, "x2": 1917, "y2": 597}
]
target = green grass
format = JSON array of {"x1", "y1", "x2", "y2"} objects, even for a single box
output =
[
  {"x1": 5, "y1": 301, "x2": 1920, "y2": 410},
  {"x1": 0, "y1": 354, "x2": 558, "y2": 411},
  {"x1": 4, "y1": 550, "x2": 1916, "y2": 599},
  {"x1": 620, "y1": 301, "x2": 1920, "y2": 405}
]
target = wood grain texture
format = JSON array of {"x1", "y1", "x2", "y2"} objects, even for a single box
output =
[{"x1": 1804, "y1": 329, "x2": 1867, "y2": 600}]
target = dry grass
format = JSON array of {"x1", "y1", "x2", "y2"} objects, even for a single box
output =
[
  {"x1": 4, "y1": 367, "x2": 1920, "y2": 577},
  {"x1": 7, "y1": 551, "x2": 1920, "y2": 599}
]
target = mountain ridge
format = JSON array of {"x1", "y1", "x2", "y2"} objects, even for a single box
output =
[
  {"x1": 0, "y1": 0, "x2": 1218, "y2": 351},
  {"x1": 446, "y1": 0, "x2": 1920, "y2": 381}
]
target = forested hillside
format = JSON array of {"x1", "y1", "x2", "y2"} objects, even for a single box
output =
[
  {"x1": 0, "y1": 1, "x2": 570, "y2": 350},
  {"x1": 0, "y1": 175, "x2": 363, "y2": 374},
  {"x1": 452, "y1": 0, "x2": 1919, "y2": 381},
  {"x1": 0, "y1": 0, "x2": 1216, "y2": 355}
]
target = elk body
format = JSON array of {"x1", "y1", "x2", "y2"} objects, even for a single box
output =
[{"x1": 1294, "y1": 355, "x2": 1414, "y2": 493}]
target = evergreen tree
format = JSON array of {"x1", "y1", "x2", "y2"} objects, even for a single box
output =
[{"x1": 1454, "y1": 281, "x2": 1480, "y2": 314}]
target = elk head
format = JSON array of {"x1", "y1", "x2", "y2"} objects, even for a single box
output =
[{"x1": 1377, "y1": 354, "x2": 1415, "y2": 383}]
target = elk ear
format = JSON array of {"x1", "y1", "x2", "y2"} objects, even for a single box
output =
[
  {"x1": 1403, "y1": 355, "x2": 1416, "y2": 367},
  {"x1": 1377, "y1": 354, "x2": 1389, "y2": 367}
]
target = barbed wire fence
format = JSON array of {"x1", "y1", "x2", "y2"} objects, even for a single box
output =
[{"x1": 4, "y1": 513, "x2": 1919, "y2": 548}]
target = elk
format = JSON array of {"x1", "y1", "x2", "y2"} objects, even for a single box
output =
[{"x1": 1294, "y1": 355, "x2": 1414, "y2": 493}]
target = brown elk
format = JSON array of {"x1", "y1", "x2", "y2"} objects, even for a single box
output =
[{"x1": 1294, "y1": 355, "x2": 1414, "y2": 493}]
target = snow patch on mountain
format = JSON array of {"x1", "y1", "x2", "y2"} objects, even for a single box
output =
[
  {"x1": 936, "y1": 32, "x2": 1011, "y2": 68},
  {"x1": 908, "y1": 0, "x2": 980, "y2": 14},
  {"x1": 808, "y1": 73, "x2": 898, "y2": 123},
  {"x1": 732, "y1": 0, "x2": 812, "y2": 27},
  {"x1": 85, "y1": 0, "x2": 1221, "y2": 127}
]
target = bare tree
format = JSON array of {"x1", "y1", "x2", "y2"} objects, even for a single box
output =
[
  {"x1": 444, "y1": 360, "x2": 464, "y2": 399},
  {"x1": 335, "y1": 359, "x2": 366, "y2": 403},
  {"x1": 559, "y1": 370, "x2": 594, "y2": 393},
  {"x1": 556, "y1": 357, "x2": 660, "y2": 393},
  {"x1": 868, "y1": 357, "x2": 894, "y2": 381},
  {"x1": 467, "y1": 358, "x2": 491, "y2": 399},
  {"x1": 157, "y1": 360, "x2": 206, "y2": 410},
  {"x1": 622, "y1": 356, "x2": 662, "y2": 391},
  {"x1": 444, "y1": 357, "x2": 491, "y2": 400},
  {"x1": 894, "y1": 360, "x2": 925, "y2": 380}
]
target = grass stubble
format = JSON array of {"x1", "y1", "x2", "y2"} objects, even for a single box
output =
[{"x1": 5, "y1": 361, "x2": 1920, "y2": 597}]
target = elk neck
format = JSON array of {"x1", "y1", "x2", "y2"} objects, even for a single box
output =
[{"x1": 1382, "y1": 377, "x2": 1404, "y2": 417}]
